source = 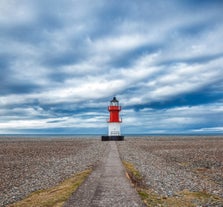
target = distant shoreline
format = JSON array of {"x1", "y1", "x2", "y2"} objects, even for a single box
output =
[
  {"x1": 0, "y1": 134, "x2": 222, "y2": 141},
  {"x1": 0, "y1": 133, "x2": 223, "y2": 137},
  {"x1": 0, "y1": 133, "x2": 223, "y2": 138}
]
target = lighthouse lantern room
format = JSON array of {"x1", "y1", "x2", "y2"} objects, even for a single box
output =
[{"x1": 102, "y1": 97, "x2": 124, "y2": 141}]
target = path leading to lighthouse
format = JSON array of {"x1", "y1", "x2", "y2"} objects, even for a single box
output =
[{"x1": 63, "y1": 141, "x2": 145, "y2": 207}]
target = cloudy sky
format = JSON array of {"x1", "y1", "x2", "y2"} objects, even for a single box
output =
[{"x1": 0, "y1": 0, "x2": 223, "y2": 134}]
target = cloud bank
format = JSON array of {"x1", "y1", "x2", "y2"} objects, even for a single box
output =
[{"x1": 0, "y1": 0, "x2": 223, "y2": 134}]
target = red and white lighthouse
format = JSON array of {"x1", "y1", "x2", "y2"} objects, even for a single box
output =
[{"x1": 102, "y1": 97, "x2": 124, "y2": 141}]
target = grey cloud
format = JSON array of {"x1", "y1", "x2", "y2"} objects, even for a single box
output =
[{"x1": 0, "y1": 0, "x2": 223, "y2": 134}]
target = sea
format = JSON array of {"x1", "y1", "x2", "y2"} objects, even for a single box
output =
[{"x1": 0, "y1": 133, "x2": 222, "y2": 139}]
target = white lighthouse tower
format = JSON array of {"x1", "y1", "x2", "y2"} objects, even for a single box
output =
[{"x1": 102, "y1": 97, "x2": 124, "y2": 141}]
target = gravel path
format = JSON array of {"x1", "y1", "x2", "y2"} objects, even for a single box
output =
[
  {"x1": 64, "y1": 141, "x2": 145, "y2": 207},
  {"x1": 0, "y1": 137, "x2": 107, "y2": 207}
]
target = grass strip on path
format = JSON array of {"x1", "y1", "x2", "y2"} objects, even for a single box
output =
[
  {"x1": 123, "y1": 161, "x2": 223, "y2": 207},
  {"x1": 7, "y1": 169, "x2": 92, "y2": 207}
]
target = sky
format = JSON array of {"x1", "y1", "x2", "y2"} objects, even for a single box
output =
[{"x1": 0, "y1": 0, "x2": 223, "y2": 134}]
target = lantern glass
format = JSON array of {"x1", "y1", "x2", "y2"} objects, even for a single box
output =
[{"x1": 111, "y1": 97, "x2": 119, "y2": 106}]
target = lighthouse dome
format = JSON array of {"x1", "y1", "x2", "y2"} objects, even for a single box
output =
[{"x1": 111, "y1": 97, "x2": 119, "y2": 106}]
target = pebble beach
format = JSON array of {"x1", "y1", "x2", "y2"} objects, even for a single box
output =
[
  {"x1": 117, "y1": 136, "x2": 223, "y2": 200},
  {"x1": 0, "y1": 137, "x2": 107, "y2": 206},
  {"x1": 1, "y1": 136, "x2": 223, "y2": 206}
]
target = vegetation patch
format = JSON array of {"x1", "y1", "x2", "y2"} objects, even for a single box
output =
[
  {"x1": 122, "y1": 161, "x2": 143, "y2": 187},
  {"x1": 7, "y1": 169, "x2": 92, "y2": 207},
  {"x1": 122, "y1": 160, "x2": 223, "y2": 207}
]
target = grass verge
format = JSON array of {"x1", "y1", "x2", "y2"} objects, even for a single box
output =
[
  {"x1": 7, "y1": 169, "x2": 92, "y2": 207},
  {"x1": 122, "y1": 161, "x2": 223, "y2": 207}
]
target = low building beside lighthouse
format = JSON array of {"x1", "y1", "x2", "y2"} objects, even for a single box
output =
[{"x1": 102, "y1": 97, "x2": 124, "y2": 141}]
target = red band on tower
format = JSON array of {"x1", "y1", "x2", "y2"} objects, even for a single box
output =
[{"x1": 108, "y1": 105, "x2": 122, "y2": 122}]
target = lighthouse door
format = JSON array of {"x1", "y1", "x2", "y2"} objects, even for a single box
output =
[{"x1": 108, "y1": 123, "x2": 120, "y2": 136}]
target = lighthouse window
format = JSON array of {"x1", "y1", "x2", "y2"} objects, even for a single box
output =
[
  {"x1": 111, "y1": 97, "x2": 119, "y2": 106},
  {"x1": 111, "y1": 101, "x2": 118, "y2": 106}
]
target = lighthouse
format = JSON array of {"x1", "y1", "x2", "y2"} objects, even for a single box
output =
[{"x1": 101, "y1": 97, "x2": 124, "y2": 141}]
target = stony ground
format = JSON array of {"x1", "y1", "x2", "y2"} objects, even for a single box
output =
[
  {"x1": 0, "y1": 137, "x2": 107, "y2": 206},
  {"x1": 1, "y1": 136, "x2": 223, "y2": 207},
  {"x1": 117, "y1": 136, "x2": 223, "y2": 200}
]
